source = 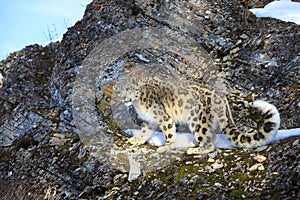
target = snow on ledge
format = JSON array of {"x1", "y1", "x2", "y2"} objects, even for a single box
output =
[
  {"x1": 250, "y1": 0, "x2": 300, "y2": 25},
  {"x1": 126, "y1": 128, "x2": 300, "y2": 149}
]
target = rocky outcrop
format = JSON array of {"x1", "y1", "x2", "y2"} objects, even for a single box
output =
[{"x1": 0, "y1": 0, "x2": 299, "y2": 199}]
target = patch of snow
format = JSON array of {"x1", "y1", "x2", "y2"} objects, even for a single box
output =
[
  {"x1": 272, "y1": 128, "x2": 300, "y2": 142},
  {"x1": 135, "y1": 53, "x2": 150, "y2": 63},
  {"x1": 0, "y1": 72, "x2": 5, "y2": 88},
  {"x1": 250, "y1": 0, "x2": 300, "y2": 25},
  {"x1": 126, "y1": 128, "x2": 300, "y2": 149}
]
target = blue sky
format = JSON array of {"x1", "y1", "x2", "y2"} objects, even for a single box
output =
[
  {"x1": 0, "y1": 0, "x2": 299, "y2": 61},
  {"x1": 0, "y1": 0, "x2": 92, "y2": 60}
]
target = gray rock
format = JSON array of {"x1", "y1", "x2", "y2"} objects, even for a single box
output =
[{"x1": 0, "y1": 0, "x2": 299, "y2": 199}]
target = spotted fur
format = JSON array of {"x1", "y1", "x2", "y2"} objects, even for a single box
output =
[{"x1": 117, "y1": 78, "x2": 280, "y2": 154}]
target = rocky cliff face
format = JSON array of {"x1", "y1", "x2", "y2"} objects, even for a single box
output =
[{"x1": 0, "y1": 0, "x2": 299, "y2": 199}]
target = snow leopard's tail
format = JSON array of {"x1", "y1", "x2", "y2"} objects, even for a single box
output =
[{"x1": 224, "y1": 100, "x2": 280, "y2": 148}]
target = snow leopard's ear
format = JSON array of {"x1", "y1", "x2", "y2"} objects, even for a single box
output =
[
  {"x1": 133, "y1": 77, "x2": 146, "y2": 86},
  {"x1": 130, "y1": 77, "x2": 138, "y2": 84},
  {"x1": 126, "y1": 75, "x2": 138, "y2": 85}
]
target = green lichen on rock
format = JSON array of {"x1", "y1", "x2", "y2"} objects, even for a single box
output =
[{"x1": 95, "y1": 83, "x2": 121, "y2": 132}]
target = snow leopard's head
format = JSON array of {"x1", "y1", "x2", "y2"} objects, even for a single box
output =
[{"x1": 114, "y1": 79, "x2": 141, "y2": 107}]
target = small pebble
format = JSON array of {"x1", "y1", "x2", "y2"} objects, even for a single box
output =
[{"x1": 254, "y1": 155, "x2": 267, "y2": 163}]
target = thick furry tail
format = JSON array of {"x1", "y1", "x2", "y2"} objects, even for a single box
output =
[{"x1": 225, "y1": 100, "x2": 280, "y2": 148}]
